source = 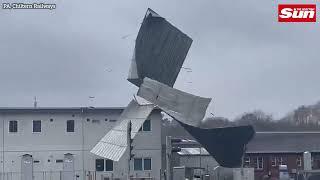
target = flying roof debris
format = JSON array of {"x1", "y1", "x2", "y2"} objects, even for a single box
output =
[
  {"x1": 128, "y1": 8, "x2": 193, "y2": 87},
  {"x1": 137, "y1": 77, "x2": 211, "y2": 127},
  {"x1": 178, "y1": 122, "x2": 255, "y2": 167},
  {"x1": 90, "y1": 100, "x2": 154, "y2": 161},
  {"x1": 91, "y1": 8, "x2": 255, "y2": 168}
]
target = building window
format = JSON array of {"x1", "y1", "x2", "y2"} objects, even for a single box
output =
[
  {"x1": 33, "y1": 120, "x2": 41, "y2": 132},
  {"x1": 271, "y1": 157, "x2": 276, "y2": 167},
  {"x1": 105, "y1": 159, "x2": 113, "y2": 171},
  {"x1": 253, "y1": 157, "x2": 263, "y2": 170},
  {"x1": 144, "y1": 158, "x2": 152, "y2": 170},
  {"x1": 143, "y1": 120, "x2": 151, "y2": 131},
  {"x1": 244, "y1": 156, "x2": 250, "y2": 167},
  {"x1": 96, "y1": 159, "x2": 104, "y2": 171},
  {"x1": 92, "y1": 119, "x2": 100, "y2": 124},
  {"x1": 9, "y1": 120, "x2": 18, "y2": 133},
  {"x1": 139, "y1": 120, "x2": 151, "y2": 132},
  {"x1": 277, "y1": 157, "x2": 284, "y2": 165},
  {"x1": 297, "y1": 156, "x2": 302, "y2": 167},
  {"x1": 66, "y1": 120, "x2": 75, "y2": 132},
  {"x1": 258, "y1": 157, "x2": 264, "y2": 170},
  {"x1": 134, "y1": 158, "x2": 151, "y2": 171},
  {"x1": 134, "y1": 158, "x2": 143, "y2": 171}
]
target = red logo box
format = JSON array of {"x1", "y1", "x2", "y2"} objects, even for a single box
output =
[{"x1": 278, "y1": 4, "x2": 316, "y2": 22}]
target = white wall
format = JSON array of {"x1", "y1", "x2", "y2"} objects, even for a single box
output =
[
  {"x1": 0, "y1": 108, "x2": 162, "y2": 180},
  {"x1": 0, "y1": 115, "x2": 3, "y2": 175},
  {"x1": 179, "y1": 155, "x2": 219, "y2": 178}
]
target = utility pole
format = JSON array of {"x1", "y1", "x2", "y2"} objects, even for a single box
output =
[
  {"x1": 166, "y1": 136, "x2": 172, "y2": 180},
  {"x1": 166, "y1": 136, "x2": 182, "y2": 180},
  {"x1": 127, "y1": 121, "x2": 133, "y2": 180}
]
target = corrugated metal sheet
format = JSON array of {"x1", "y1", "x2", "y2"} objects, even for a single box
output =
[
  {"x1": 128, "y1": 8, "x2": 193, "y2": 87},
  {"x1": 90, "y1": 100, "x2": 154, "y2": 161},
  {"x1": 178, "y1": 148, "x2": 209, "y2": 156},
  {"x1": 137, "y1": 77, "x2": 211, "y2": 127}
]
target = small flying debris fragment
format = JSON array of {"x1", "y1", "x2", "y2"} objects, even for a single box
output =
[
  {"x1": 89, "y1": 96, "x2": 95, "y2": 99},
  {"x1": 182, "y1": 67, "x2": 192, "y2": 71},
  {"x1": 121, "y1": 34, "x2": 133, "y2": 39},
  {"x1": 106, "y1": 68, "x2": 112, "y2": 72}
]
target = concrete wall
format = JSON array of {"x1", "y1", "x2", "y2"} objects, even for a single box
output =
[{"x1": 0, "y1": 108, "x2": 162, "y2": 180}]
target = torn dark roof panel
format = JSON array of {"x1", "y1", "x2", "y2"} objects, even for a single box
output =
[
  {"x1": 178, "y1": 122, "x2": 255, "y2": 168},
  {"x1": 128, "y1": 8, "x2": 193, "y2": 87}
]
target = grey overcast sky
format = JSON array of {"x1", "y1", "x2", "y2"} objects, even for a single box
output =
[{"x1": 0, "y1": 0, "x2": 319, "y2": 119}]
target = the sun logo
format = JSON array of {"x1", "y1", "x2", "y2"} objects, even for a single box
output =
[{"x1": 278, "y1": 4, "x2": 316, "y2": 22}]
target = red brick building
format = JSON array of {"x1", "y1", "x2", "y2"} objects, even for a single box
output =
[
  {"x1": 245, "y1": 132, "x2": 320, "y2": 180},
  {"x1": 175, "y1": 132, "x2": 320, "y2": 180}
]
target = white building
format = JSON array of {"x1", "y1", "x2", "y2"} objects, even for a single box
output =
[
  {"x1": 176, "y1": 148, "x2": 234, "y2": 180},
  {"x1": 0, "y1": 107, "x2": 163, "y2": 180},
  {"x1": 177, "y1": 148, "x2": 219, "y2": 177}
]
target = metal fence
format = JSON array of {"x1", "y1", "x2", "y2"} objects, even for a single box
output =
[
  {"x1": 0, "y1": 171, "x2": 155, "y2": 180},
  {"x1": 0, "y1": 171, "x2": 111, "y2": 180}
]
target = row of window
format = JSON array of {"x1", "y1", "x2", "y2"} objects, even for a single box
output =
[
  {"x1": 8, "y1": 120, "x2": 151, "y2": 133},
  {"x1": 31, "y1": 159, "x2": 65, "y2": 164},
  {"x1": 9, "y1": 120, "x2": 75, "y2": 133},
  {"x1": 95, "y1": 158, "x2": 152, "y2": 172},
  {"x1": 244, "y1": 156, "x2": 303, "y2": 170}
]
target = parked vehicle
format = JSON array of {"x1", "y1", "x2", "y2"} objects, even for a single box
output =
[{"x1": 279, "y1": 165, "x2": 290, "y2": 180}]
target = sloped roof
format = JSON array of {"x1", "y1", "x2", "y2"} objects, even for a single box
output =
[
  {"x1": 0, "y1": 107, "x2": 125, "y2": 114},
  {"x1": 0, "y1": 107, "x2": 160, "y2": 114},
  {"x1": 246, "y1": 132, "x2": 320, "y2": 153},
  {"x1": 177, "y1": 132, "x2": 320, "y2": 155}
]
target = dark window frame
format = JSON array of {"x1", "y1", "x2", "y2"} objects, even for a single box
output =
[
  {"x1": 9, "y1": 120, "x2": 18, "y2": 133},
  {"x1": 139, "y1": 120, "x2": 151, "y2": 132},
  {"x1": 134, "y1": 158, "x2": 143, "y2": 171},
  {"x1": 134, "y1": 157, "x2": 152, "y2": 171},
  {"x1": 105, "y1": 159, "x2": 114, "y2": 171},
  {"x1": 33, "y1": 120, "x2": 41, "y2": 133},
  {"x1": 56, "y1": 159, "x2": 63, "y2": 163},
  {"x1": 143, "y1": 158, "x2": 152, "y2": 170},
  {"x1": 96, "y1": 159, "x2": 104, "y2": 171},
  {"x1": 66, "y1": 120, "x2": 75, "y2": 132}
]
